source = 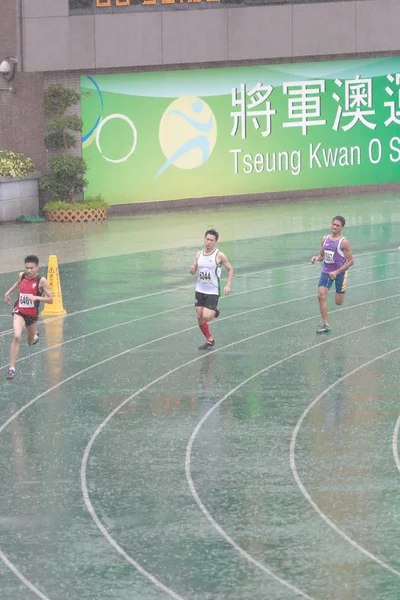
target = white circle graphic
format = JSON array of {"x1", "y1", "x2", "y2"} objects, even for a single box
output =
[{"x1": 96, "y1": 114, "x2": 137, "y2": 164}]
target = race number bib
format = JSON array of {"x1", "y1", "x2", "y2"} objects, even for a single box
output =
[
  {"x1": 199, "y1": 269, "x2": 212, "y2": 283},
  {"x1": 19, "y1": 294, "x2": 34, "y2": 308},
  {"x1": 324, "y1": 250, "x2": 335, "y2": 264}
]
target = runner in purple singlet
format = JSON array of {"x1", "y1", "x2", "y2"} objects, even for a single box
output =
[{"x1": 311, "y1": 216, "x2": 354, "y2": 334}]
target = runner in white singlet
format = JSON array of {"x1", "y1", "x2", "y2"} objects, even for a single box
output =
[
  {"x1": 190, "y1": 229, "x2": 234, "y2": 350},
  {"x1": 195, "y1": 248, "x2": 221, "y2": 296}
]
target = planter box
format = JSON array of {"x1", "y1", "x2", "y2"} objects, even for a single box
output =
[
  {"x1": 45, "y1": 208, "x2": 107, "y2": 223},
  {"x1": 0, "y1": 172, "x2": 40, "y2": 223}
]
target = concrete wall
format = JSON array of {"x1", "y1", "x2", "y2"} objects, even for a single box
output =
[
  {"x1": 0, "y1": 174, "x2": 40, "y2": 222},
  {"x1": 22, "y1": 0, "x2": 400, "y2": 72},
  {"x1": 3, "y1": 0, "x2": 399, "y2": 211},
  {"x1": 0, "y1": 0, "x2": 18, "y2": 53}
]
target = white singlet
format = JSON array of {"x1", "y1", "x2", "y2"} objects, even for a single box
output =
[{"x1": 195, "y1": 249, "x2": 221, "y2": 295}]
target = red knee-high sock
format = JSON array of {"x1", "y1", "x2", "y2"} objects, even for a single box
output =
[{"x1": 199, "y1": 322, "x2": 212, "y2": 339}]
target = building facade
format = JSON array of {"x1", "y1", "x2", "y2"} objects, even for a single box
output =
[{"x1": 1, "y1": 0, "x2": 400, "y2": 207}]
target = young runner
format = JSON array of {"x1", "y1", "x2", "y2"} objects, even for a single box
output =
[
  {"x1": 311, "y1": 216, "x2": 354, "y2": 334},
  {"x1": 4, "y1": 255, "x2": 53, "y2": 380},
  {"x1": 190, "y1": 229, "x2": 234, "y2": 349}
]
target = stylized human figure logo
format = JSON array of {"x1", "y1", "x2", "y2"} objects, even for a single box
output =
[{"x1": 156, "y1": 96, "x2": 217, "y2": 178}]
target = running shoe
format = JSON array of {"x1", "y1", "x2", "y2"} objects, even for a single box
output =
[
  {"x1": 32, "y1": 332, "x2": 39, "y2": 345},
  {"x1": 316, "y1": 324, "x2": 331, "y2": 334},
  {"x1": 198, "y1": 340, "x2": 215, "y2": 350},
  {"x1": 7, "y1": 368, "x2": 15, "y2": 380}
]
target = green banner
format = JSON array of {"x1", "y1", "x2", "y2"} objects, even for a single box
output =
[{"x1": 80, "y1": 57, "x2": 400, "y2": 204}]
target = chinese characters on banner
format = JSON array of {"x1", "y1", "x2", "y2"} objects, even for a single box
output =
[
  {"x1": 230, "y1": 74, "x2": 400, "y2": 139},
  {"x1": 80, "y1": 59, "x2": 400, "y2": 204}
]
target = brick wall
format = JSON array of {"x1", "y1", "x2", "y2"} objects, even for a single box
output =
[
  {"x1": 0, "y1": 0, "x2": 17, "y2": 52},
  {"x1": 0, "y1": 0, "x2": 46, "y2": 172}
]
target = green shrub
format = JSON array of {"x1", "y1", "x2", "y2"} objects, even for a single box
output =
[
  {"x1": 43, "y1": 195, "x2": 109, "y2": 212},
  {"x1": 40, "y1": 155, "x2": 87, "y2": 200},
  {"x1": 44, "y1": 84, "x2": 81, "y2": 117},
  {"x1": 45, "y1": 115, "x2": 83, "y2": 150},
  {"x1": 45, "y1": 132, "x2": 77, "y2": 150},
  {"x1": 42, "y1": 83, "x2": 87, "y2": 204},
  {"x1": 0, "y1": 150, "x2": 35, "y2": 178}
]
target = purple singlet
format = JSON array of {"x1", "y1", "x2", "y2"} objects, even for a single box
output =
[{"x1": 321, "y1": 236, "x2": 346, "y2": 274}]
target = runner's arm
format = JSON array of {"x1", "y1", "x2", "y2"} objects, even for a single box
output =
[
  {"x1": 4, "y1": 272, "x2": 24, "y2": 304},
  {"x1": 335, "y1": 240, "x2": 354, "y2": 274},
  {"x1": 311, "y1": 236, "x2": 327, "y2": 263},
  {"x1": 29, "y1": 278, "x2": 53, "y2": 304},
  {"x1": 219, "y1": 252, "x2": 234, "y2": 295},
  {"x1": 190, "y1": 251, "x2": 201, "y2": 275}
]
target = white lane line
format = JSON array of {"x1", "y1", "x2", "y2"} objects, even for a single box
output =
[
  {"x1": 393, "y1": 417, "x2": 400, "y2": 475},
  {"x1": 186, "y1": 318, "x2": 400, "y2": 594},
  {"x1": 291, "y1": 346, "x2": 400, "y2": 578},
  {"x1": 0, "y1": 303, "x2": 192, "y2": 372},
  {"x1": 230, "y1": 266, "x2": 400, "y2": 300},
  {"x1": 0, "y1": 285, "x2": 192, "y2": 339},
  {"x1": 81, "y1": 471, "x2": 185, "y2": 599},
  {"x1": 3, "y1": 291, "x2": 399, "y2": 434},
  {"x1": 1, "y1": 263, "x2": 399, "y2": 375},
  {"x1": 1, "y1": 291, "x2": 398, "y2": 438},
  {"x1": 2, "y1": 294, "x2": 400, "y2": 600},
  {"x1": 0, "y1": 245, "x2": 396, "y2": 599},
  {"x1": 0, "y1": 551, "x2": 50, "y2": 600},
  {"x1": 0, "y1": 255, "x2": 311, "y2": 338},
  {"x1": 80, "y1": 296, "x2": 399, "y2": 600},
  {"x1": 0, "y1": 248, "x2": 398, "y2": 339}
]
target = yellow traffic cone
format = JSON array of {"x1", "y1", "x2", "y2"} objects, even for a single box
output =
[{"x1": 42, "y1": 255, "x2": 67, "y2": 317}]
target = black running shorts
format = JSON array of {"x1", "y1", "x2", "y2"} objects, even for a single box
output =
[
  {"x1": 12, "y1": 308, "x2": 38, "y2": 327},
  {"x1": 195, "y1": 291, "x2": 219, "y2": 312}
]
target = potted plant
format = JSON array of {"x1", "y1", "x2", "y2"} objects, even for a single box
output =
[
  {"x1": 41, "y1": 83, "x2": 108, "y2": 222},
  {"x1": 44, "y1": 195, "x2": 109, "y2": 223}
]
